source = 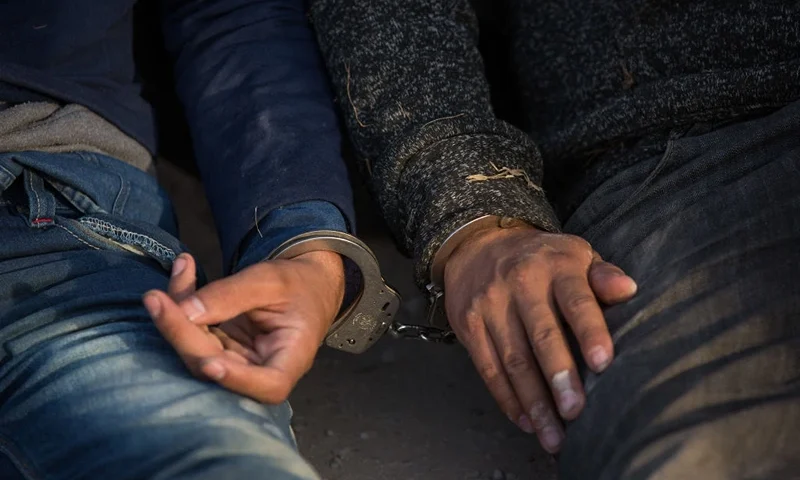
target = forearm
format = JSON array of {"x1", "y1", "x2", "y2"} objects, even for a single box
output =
[
  {"x1": 161, "y1": 0, "x2": 355, "y2": 271},
  {"x1": 311, "y1": 0, "x2": 559, "y2": 287}
]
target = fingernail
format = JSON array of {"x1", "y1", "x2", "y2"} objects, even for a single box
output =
[
  {"x1": 624, "y1": 276, "x2": 639, "y2": 295},
  {"x1": 529, "y1": 401, "x2": 548, "y2": 426},
  {"x1": 171, "y1": 256, "x2": 187, "y2": 277},
  {"x1": 518, "y1": 415, "x2": 535, "y2": 434},
  {"x1": 552, "y1": 370, "x2": 580, "y2": 416},
  {"x1": 181, "y1": 296, "x2": 206, "y2": 321},
  {"x1": 143, "y1": 294, "x2": 162, "y2": 318},
  {"x1": 201, "y1": 360, "x2": 226, "y2": 380},
  {"x1": 541, "y1": 425, "x2": 563, "y2": 452},
  {"x1": 589, "y1": 346, "x2": 611, "y2": 371}
]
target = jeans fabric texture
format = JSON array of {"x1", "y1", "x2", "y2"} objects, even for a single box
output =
[
  {"x1": 560, "y1": 101, "x2": 800, "y2": 479},
  {"x1": 0, "y1": 151, "x2": 320, "y2": 480}
]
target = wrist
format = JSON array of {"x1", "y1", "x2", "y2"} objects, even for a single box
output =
[
  {"x1": 268, "y1": 230, "x2": 401, "y2": 354},
  {"x1": 449, "y1": 222, "x2": 536, "y2": 264},
  {"x1": 294, "y1": 250, "x2": 346, "y2": 303},
  {"x1": 429, "y1": 215, "x2": 531, "y2": 290}
]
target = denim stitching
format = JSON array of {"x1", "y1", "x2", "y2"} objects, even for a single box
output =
[
  {"x1": 26, "y1": 174, "x2": 41, "y2": 220},
  {"x1": 0, "y1": 163, "x2": 15, "y2": 180},
  {"x1": 113, "y1": 175, "x2": 130, "y2": 216},
  {"x1": 55, "y1": 224, "x2": 101, "y2": 251},
  {"x1": 55, "y1": 183, "x2": 105, "y2": 215},
  {"x1": 79, "y1": 217, "x2": 176, "y2": 261}
]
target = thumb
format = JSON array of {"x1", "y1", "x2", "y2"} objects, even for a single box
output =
[
  {"x1": 168, "y1": 253, "x2": 198, "y2": 301},
  {"x1": 177, "y1": 262, "x2": 283, "y2": 325},
  {"x1": 588, "y1": 257, "x2": 638, "y2": 304}
]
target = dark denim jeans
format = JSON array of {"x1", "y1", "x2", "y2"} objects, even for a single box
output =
[
  {"x1": 0, "y1": 151, "x2": 319, "y2": 479},
  {"x1": 561, "y1": 101, "x2": 800, "y2": 479}
]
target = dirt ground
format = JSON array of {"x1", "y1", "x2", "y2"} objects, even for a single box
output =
[{"x1": 157, "y1": 160, "x2": 558, "y2": 480}]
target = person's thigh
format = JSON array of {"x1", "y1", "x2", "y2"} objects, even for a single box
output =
[
  {"x1": 560, "y1": 103, "x2": 800, "y2": 480},
  {"x1": 0, "y1": 161, "x2": 319, "y2": 479}
]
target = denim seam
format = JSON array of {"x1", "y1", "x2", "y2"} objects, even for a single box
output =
[
  {"x1": 113, "y1": 174, "x2": 130, "y2": 216},
  {"x1": 55, "y1": 224, "x2": 102, "y2": 251},
  {"x1": 79, "y1": 217, "x2": 176, "y2": 261},
  {"x1": 51, "y1": 182, "x2": 105, "y2": 215},
  {"x1": 0, "y1": 434, "x2": 41, "y2": 480},
  {"x1": 0, "y1": 164, "x2": 15, "y2": 181},
  {"x1": 26, "y1": 174, "x2": 41, "y2": 220}
]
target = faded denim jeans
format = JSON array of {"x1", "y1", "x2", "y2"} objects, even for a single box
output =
[
  {"x1": 0, "y1": 151, "x2": 320, "y2": 479},
  {"x1": 560, "y1": 101, "x2": 800, "y2": 479}
]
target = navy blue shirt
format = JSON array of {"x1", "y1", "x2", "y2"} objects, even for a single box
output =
[{"x1": 0, "y1": 0, "x2": 355, "y2": 270}]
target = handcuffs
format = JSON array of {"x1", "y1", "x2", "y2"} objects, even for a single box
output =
[
  {"x1": 269, "y1": 216, "x2": 518, "y2": 354},
  {"x1": 268, "y1": 230, "x2": 402, "y2": 354}
]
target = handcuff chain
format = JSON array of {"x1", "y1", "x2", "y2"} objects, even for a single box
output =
[{"x1": 388, "y1": 322, "x2": 458, "y2": 344}]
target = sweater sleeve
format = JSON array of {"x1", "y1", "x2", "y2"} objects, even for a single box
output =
[{"x1": 311, "y1": 0, "x2": 560, "y2": 288}]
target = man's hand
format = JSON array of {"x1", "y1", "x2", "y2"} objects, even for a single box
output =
[
  {"x1": 444, "y1": 223, "x2": 637, "y2": 453},
  {"x1": 142, "y1": 251, "x2": 344, "y2": 404}
]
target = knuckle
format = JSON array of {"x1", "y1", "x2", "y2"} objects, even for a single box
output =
[
  {"x1": 482, "y1": 283, "x2": 507, "y2": 305},
  {"x1": 507, "y1": 259, "x2": 540, "y2": 287},
  {"x1": 563, "y1": 293, "x2": 597, "y2": 314},
  {"x1": 530, "y1": 324, "x2": 561, "y2": 351},
  {"x1": 509, "y1": 264, "x2": 529, "y2": 286},
  {"x1": 460, "y1": 309, "x2": 484, "y2": 339},
  {"x1": 502, "y1": 351, "x2": 533, "y2": 377},
  {"x1": 477, "y1": 362, "x2": 503, "y2": 385},
  {"x1": 566, "y1": 234, "x2": 592, "y2": 252}
]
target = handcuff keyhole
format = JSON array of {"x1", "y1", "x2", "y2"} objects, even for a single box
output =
[{"x1": 381, "y1": 302, "x2": 391, "y2": 311}]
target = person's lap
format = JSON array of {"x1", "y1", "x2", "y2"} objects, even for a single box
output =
[
  {"x1": 561, "y1": 101, "x2": 800, "y2": 479},
  {"x1": 4, "y1": 102, "x2": 798, "y2": 480},
  {"x1": 0, "y1": 152, "x2": 318, "y2": 480}
]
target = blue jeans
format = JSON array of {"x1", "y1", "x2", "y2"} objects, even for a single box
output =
[
  {"x1": 560, "y1": 101, "x2": 800, "y2": 478},
  {"x1": 0, "y1": 151, "x2": 319, "y2": 479}
]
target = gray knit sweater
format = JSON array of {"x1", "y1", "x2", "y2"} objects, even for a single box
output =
[{"x1": 311, "y1": 0, "x2": 800, "y2": 288}]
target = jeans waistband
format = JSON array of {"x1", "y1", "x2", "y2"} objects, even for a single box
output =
[{"x1": 0, "y1": 150, "x2": 176, "y2": 236}]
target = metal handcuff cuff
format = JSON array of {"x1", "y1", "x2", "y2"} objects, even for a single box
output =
[
  {"x1": 268, "y1": 230, "x2": 401, "y2": 354},
  {"x1": 268, "y1": 216, "x2": 520, "y2": 353}
]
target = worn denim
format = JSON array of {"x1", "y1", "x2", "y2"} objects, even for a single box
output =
[
  {"x1": 0, "y1": 151, "x2": 322, "y2": 479},
  {"x1": 560, "y1": 101, "x2": 800, "y2": 479}
]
